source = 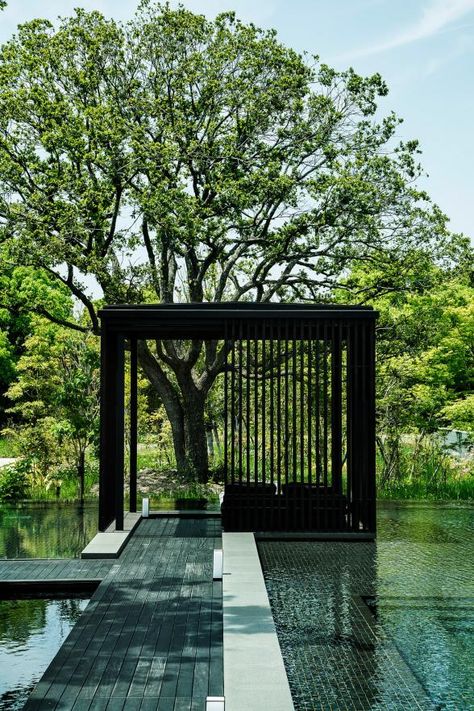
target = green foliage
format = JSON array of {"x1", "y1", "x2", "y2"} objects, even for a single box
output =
[
  {"x1": 4, "y1": 317, "x2": 100, "y2": 499},
  {"x1": 378, "y1": 477, "x2": 474, "y2": 501},
  {"x1": 0, "y1": 2, "x2": 467, "y2": 479},
  {"x1": 339, "y1": 265, "x2": 474, "y2": 484},
  {"x1": 0, "y1": 435, "x2": 16, "y2": 457},
  {"x1": 378, "y1": 277, "x2": 473, "y2": 423},
  {"x1": 378, "y1": 438, "x2": 474, "y2": 500},
  {"x1": 173, "y1": 481, "x2": 214, "y2": 500},
  {"x1": 4, "y1": 420, "x2": 61, "y2": 475},
  {"x1": 0, "y1": 264, "x2": 73, "y2": 426},
  {"x1": 27, "y1": 461, "x2": 99, "y2": 501},
  {"x1": 0, "y1": 464, "x2": 29, "y2": 501},
  {"x1": 0, "y1": 330, "x2": 14, "y2": 385},
  {"x1": 138, "y1": 405, "x2": 175, "y2": 467},
  {"x1": 440, "y1": 395, "x2": 474, "y2": 433},
  {"x1": 0, "y1": 5, "x2": 460, "y2": 309}
]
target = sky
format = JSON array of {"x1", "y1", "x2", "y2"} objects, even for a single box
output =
[{"x1": 0, "y1": 0, "x2": 473, "y2": 239}]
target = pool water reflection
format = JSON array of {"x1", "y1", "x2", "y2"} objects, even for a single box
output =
[
  {"x1": 364, "y1": 595, "x2": 473, "y2": 710},
  {"x1": 0, "y1": 597, "x2": 89, "y2": 710},
  {"x1": 259, "y1": 502, "x2": 474, "y2": 711},
  {"x1": 0, "y1": 502, "x2": 98, "y2": 559}
]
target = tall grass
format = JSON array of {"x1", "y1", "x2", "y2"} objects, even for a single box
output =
[{"x1": 377, "y1": 439, "x2": 474, "y2": 501}]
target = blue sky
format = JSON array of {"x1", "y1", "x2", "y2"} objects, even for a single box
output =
[{"x1": 1, "y1": 0, "x2": 473, "y2": 239}]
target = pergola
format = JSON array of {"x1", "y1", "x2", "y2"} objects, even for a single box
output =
[{"x1": 98, "y1": 303, "x2": 378, "y2": 538}]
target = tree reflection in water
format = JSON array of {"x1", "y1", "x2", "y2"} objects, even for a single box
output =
[
  {"x1": 0, "y1": 501, "x2": 98, "y2": 558},
  {"x1": 0, "y1": 597, "x2": 89, "y2": 710}
]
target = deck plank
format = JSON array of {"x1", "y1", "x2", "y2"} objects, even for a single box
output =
[{"x1": 1, "y1": 517, "x2": 223, "y2": 710}]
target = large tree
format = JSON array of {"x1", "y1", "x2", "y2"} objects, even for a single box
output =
[{"x1": 0, "y1": 2, "x2": 466, "y2": 479}]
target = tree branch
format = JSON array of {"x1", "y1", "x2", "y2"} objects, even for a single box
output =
[
  {"x1": 101, "y1": 183, "x2": 123, "y2": 256},
  {"x1": 142, "y1": 218, "x2": 160, "y2": 296},
  {"x1": 43, "y1": 265, "x2": 100, "y2": 334}
]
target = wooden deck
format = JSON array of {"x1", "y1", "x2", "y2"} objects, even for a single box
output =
[{"x1": 1, "y1": 517, "x2": 223, "y2": 710}]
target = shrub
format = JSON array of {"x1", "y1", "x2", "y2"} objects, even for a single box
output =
[{"x1": 0, "y1": 462, "x2": 29, "y2": 501}]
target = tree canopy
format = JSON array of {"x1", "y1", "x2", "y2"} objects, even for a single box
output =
[
  {"x1": 0, "y1": 2, "x2": 469, "y2": 478},
  {"x1": 345, "y1": 265, "x2": 474, "y2": 483}
]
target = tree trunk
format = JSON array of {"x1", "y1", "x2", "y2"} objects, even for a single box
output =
[
  {"x1": 137, "y1": 341, "x2": 210, "y2": 481},
  {"x1": 183, "y1": 390, "x2": 209, "y2": 482},
  {"x1": 165, "y1": 402, "x2": 187, "y2": 473},
  {"x1": 77, "y1": 449, "x2": 85, "y2": 504}
]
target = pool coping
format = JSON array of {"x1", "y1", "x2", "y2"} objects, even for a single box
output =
[
  {"x1": 223, "y1": 532, "x2": 294, "y2": 711},
  {"x1": 80, "y1": 511, "x2": 141, "y2": 558}
]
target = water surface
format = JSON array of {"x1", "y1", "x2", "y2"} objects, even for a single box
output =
[
  {"x1": 260, "y1": 502, "x2": 474, "y2": 711},
  {"x1": 0, "y1": 501, "x2": 98, "y2": 558},
  {"x1": 0, "y1": 597, "x2": 89, "y2": 710}
]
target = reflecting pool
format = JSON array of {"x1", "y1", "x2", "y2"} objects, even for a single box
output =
[
  {"x1": 0, "y1": 597, "x2": 89, "y2": 710},
  {"x1": 0, "y1": 502, "x2": 98, "y2": 559},
  {"x1": 259, "y1": 502, "x2": 474, "y2": 711}
]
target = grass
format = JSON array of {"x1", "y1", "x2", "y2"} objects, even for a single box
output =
[
  {"x1": 377, "y1": 476, "x2": 474, "y2": 501},
  {"x1": 28, "y1": 466, "x2": 99, "y2": 501},
  {"x1": 0, "y1": 459, "x2": 100, "y2": 503},
  {"x1": 376, "y1": 440, "x2": 474, "y2": 501}
]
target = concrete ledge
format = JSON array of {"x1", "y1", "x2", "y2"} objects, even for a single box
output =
[
  {"x1": 81, "y1": 512, "x2": 141, "y2": 559},
  {"x1": 223, "y1": 532, "x2": 294, "y2": 711}
]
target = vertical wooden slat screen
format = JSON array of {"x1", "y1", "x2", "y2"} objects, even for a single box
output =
[{"x1": 221, "y1": 314, "x2": 375, "y2": 535}]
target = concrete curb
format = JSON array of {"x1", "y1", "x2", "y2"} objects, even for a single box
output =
[{"x1": 223, "y1": 532, "x2": 294, "y2": 711}]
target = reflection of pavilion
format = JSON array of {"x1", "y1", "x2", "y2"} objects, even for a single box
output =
[
  {"x1": 259, "y1": 541, "x2": 433, "y2": 710},
  {"x1": 98, "y1": 303, "x2": 378, "y2": 537}
]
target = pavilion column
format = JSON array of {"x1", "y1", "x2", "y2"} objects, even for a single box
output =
[
  {"x1": 99, "y1": 328, "x2": 125, "y2": 531},
  {"x1": 346, "y1": 318, "x2": 376, "y2": 533},
  {"x1": 129, "y1": 337, "x2": 138, "y2": 513},
  {"x1": 330, "y1": 323, "x2": 343, "y2": 495},
  {"x1": 366, "y1": 320, "x2": 377, "y2": 533}
]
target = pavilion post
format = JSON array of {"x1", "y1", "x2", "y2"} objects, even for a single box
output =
[
  {"x1": 99, "y1": 328, "x2": 125, "y2": 531},
  {"x1": 129, "y1": 337, "x2": 138, "y2": 513},
  {"x1": 331, "y1": 323, "x2": 343, "y2": 495},
  {"x1": 347, "y1": 319, "x2": 376, "y2": 533},
  {"x1": 366, "y1": 319, "x2": 377, "y2": 534}
]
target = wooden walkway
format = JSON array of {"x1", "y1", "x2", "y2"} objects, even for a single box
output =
[
  {"x1": 0, "y1": 558, "x2": 112, "y2": 581},
  {"x1": 1, "y1": 517, "x2": 223, "y2": 711}
]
